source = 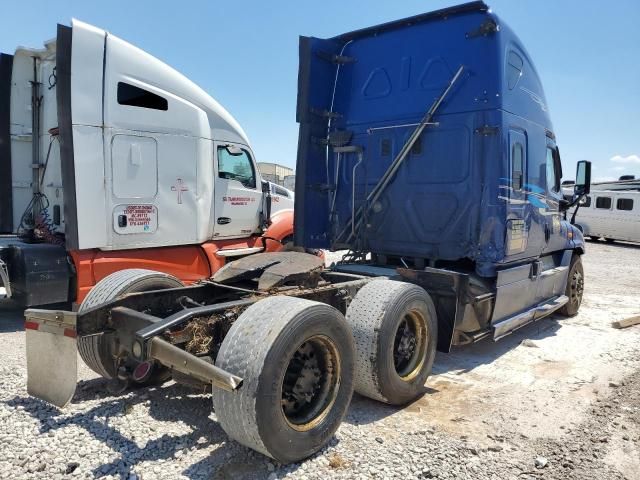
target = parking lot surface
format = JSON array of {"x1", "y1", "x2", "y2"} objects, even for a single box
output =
[{"x1": 0, "y1": 240, "x2": 638, "y2": 479}]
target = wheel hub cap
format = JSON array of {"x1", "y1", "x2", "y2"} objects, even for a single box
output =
[
  {"x1": 393, "y1": 311, "x2": 428, "y2": 381},
  {"x1": 281, "y1": 336, "x2": 340, "y2": 431},
  {"x1": 571, "y1": 271, "x2": 584, "y2": 305}
]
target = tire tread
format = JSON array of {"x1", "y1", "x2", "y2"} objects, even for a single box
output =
[
  {"x1": 346, "y1": 279, "x2": 437, "y2": 404},
  {"x1": 77, "y1": 269, "x2": 182, "y2": 378},
  {"x1": 212, "y1": 296, "x2": 352, "y2": 460}
]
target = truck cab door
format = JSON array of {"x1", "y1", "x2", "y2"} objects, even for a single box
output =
[
  {"x1": 504, "y1": 129, "x2": 531, "y2": 258},
  {"x1": 103, "y1": 32, "x2": 206, "y2": 249},
  {"x1": 213, "y1": 143, "x2": 262, "y2": 238}
]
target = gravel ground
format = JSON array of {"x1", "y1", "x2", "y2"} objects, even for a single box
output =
[{"x1": 0, "y1": 240, "x2": 639, "y2": 480}]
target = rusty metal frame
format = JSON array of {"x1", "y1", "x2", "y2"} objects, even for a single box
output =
[
  {"x1": 148, "y1": 337, "x2": 243, "y2": 391},
  {"x1": 72, "y1": 273, "x2": 373, "y2": 391}
]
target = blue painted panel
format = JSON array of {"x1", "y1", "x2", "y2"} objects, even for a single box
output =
[
  {"x1": 296, "y1": 3, "x2": 569, "y2": 278},
  {"x1": 330, "y1": 11, "x2": 500, "y2": 130},
  {"x1": 336, "y1": 111, "x2": 479, "y2": 261},
  {"x1": 294, "y1": 36, "x2": 344, "y2": 247}
]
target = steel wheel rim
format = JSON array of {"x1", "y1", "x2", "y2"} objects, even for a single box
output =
[
  {"x1": 393, "y1": 310, "x2": 428, "y2": 381},
  {"x1": 281, "y1": 335, "x2": 341, "y2": 432},
  {"x1": 570, "y1": 270, "x2": 584, "y2": 307}
]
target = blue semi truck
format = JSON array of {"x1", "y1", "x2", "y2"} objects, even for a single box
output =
[{"x1": 25, "y1": 1, "x2": 591, "y2": 463}]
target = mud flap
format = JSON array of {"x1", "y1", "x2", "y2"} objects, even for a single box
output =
[{"x1": 25, "y1": 309, "x2": 78, "y2": 408}]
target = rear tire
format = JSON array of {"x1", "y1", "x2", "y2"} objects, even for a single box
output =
[
  {"x1": 212, "y1": 296, "x2": 354, "y2": 463},
  {"x1": 77, "y1": 269, "x2": 183, "y2": 382},
  {"x1": 346, "y1": 280, "x2": 437, "y2": 405},
  {"x1": 559, "y1": 255, "x2": 584, "y2": 317}
]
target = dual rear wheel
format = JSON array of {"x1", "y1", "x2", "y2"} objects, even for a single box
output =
[
  {"x1": 214, "y1": 280, "x2": 438, "y2": 462},
  {"x1": 78, "y1": 270, "x2": 438, "y2": 463},
  {"x1": 347, "y1": 280, "x2": 437, "y2": 405}
]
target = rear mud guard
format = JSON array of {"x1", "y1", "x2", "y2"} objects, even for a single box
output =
[
  {"x1": 25, "y1": 309, "x2": 78, "y2": 407},
  {"x1": 25, "y1": 304, "x2": 244, "y2": 408}
]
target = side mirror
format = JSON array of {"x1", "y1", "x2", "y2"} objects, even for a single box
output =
[
  {"x1": 261, "y1": 180, "x2": 272, "y2": 227},
  {"x1": 574, "y1": 160, "x2": 591, "y2": 196}
]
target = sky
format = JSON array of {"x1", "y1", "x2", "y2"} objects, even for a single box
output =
[{"x1": 1, "y1": 0, "x2": 638, "y2": 182}]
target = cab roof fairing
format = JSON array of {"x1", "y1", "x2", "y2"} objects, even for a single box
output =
[
  {"x1": 70, "y1": 19, "x2": 250, "y2": 146},
  {"x1": 313, "y1": 8, "x2": 504, "y2": 136},
  {"x1": 321, "y1": 1, "x2": 553, "y2": 135},
  {"x1": 492, "y1": 14, "x2": 554, "y2": 135},
  {"x1": 330, "y1": 1, "x2": 490, "y2": 43}
]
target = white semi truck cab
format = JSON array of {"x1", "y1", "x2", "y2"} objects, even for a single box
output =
[{"x1": 0, "y1": 20, "x2": 294, "y2": 306}]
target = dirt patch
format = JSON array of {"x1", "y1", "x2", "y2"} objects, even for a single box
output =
[{"x1": 528, "y1": 369, "x2": 640, "y2": 479}]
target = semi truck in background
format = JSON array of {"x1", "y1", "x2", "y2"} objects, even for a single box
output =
[
  {"x1": 0, "y1": 20, "x2": 295, "y2": 308},
  {"x1": 25, "y1": 1, "x2": 592, "y2": 464}
]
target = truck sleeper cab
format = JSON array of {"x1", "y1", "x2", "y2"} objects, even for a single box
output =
[
  {"x1": 0, "y1": 20, "x2": 294, "y2": 307},
  {"x1": 295, "y1": 0, "x2": 589, "y2": 349},
  {"x1": 24, "y1": 2, "x2": 591, "y2": 465}
]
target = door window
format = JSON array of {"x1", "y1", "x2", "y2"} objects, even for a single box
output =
[
  {"x1": 545, "y1": 147, "x2": 560, "y2": 192},
  {"x1": 217, "y1": 146, "x2": 256, "y2": 189},
  {"x1": 511, "y1": 143, "x2": 524, "y2": 191}
]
